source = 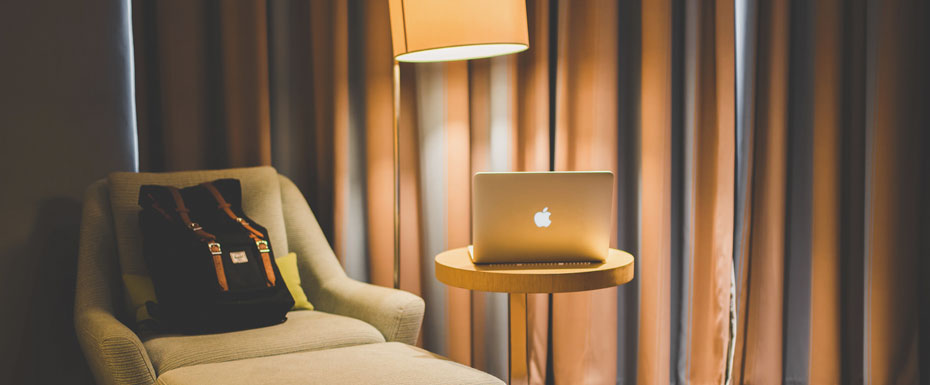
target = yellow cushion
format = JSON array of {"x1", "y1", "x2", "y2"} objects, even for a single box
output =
[
  {"x1": 275, "y1": 252, "x2": 314, "y2": 311},
  {"x1": 123, "y1": 273, "x2": 156, "y2": 323}
]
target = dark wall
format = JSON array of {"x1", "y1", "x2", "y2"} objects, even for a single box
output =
[{"x1": 0, "y1": 0, "x2": 137, "y2": 383}]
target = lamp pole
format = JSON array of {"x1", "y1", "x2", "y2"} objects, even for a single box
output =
[
  {"x1": 388, "y1": 0, "x2": 528, "y2": 291},
  {"x1": 392, "y1": 60, "x2": 401, "y2": 289}
]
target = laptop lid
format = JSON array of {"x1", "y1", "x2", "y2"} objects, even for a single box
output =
[{"x1": 471, "y1": 171, "x2": 613, "y2": 264}]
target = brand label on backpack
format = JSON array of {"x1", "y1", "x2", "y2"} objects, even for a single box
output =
[{"x1": 230, "y1": 251, "x2": 249, "y2": 264}]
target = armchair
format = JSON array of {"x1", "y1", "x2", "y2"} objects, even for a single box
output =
[{"x1": 74, "y1": 167, "x2": 501, "y2": 384}]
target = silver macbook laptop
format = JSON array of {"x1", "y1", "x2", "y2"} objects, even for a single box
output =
[{"x1": 471, "y1": 171, "x2": 613, "y2": 264}]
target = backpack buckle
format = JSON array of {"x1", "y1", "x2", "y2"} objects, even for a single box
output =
[
  {"x1": 255, "y1": 240, "x2": 270, "y2": 253},
  {"x1": 207, "y1": 242, "x2": 222, "y2": 255},
  {"x1": 189, "y1": 222, "x2": 203, "y2": 232}
]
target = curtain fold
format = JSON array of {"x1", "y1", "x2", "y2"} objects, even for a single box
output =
[
  {"x1": 637, "y1": 0, "x2": 674, "y2": 382},
  {"x1": 131, "y1": 0, "x2": 927, "y2": 384},
  {"x1": 551, "y1": 0, "x2": 619, "y2": 383},
  {"x1": 679, "y1": 0, "x2": 736, "y2": 383},
  {"x1": 732, "y1": 0, "x2": 928, "y2": 383},
  {"x1": 133, "y1": 0, "x2": 272, "y2": 171}
]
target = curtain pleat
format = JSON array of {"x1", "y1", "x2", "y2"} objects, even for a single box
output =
[
  {"x1": 808, "y1": 0, "x2": 843, "y2": 381},
  {"x1": 442, "y1": 61, "x2": 475, "y2": 366},
  {"x1": 398, "y1": 60, "x2": 424, "y2": 300},
  {"x1": 551, "y1": 1, "x2": 619, "y2": 384},
  {"x1": 266, "y1": 0, "x2": 340, "y2": 247},
  {"x1": 414, "y1": 61, "x2": 451, "y2": 357},
  {"x1": 638, "y1": 0, "x2": 674, "y2": 383},
  {"x1": 350, "y1": 0, "x2": 427, "y2": 292},
  {"x1": 863, "y1": 0, "x2": 925, "y2": 382},
  {"x1": 679, "y1": 0, "x2": 736, "y2": 383},
  {"x1": 134, "y1": 0, "x2": 273, "y2": 171},
  {"x1": 218, "y1": 1, "x2": 271, "y2": 167},
  {"x1": 733, "y1": 0, "x2": 789, "y2": 382},
  {"x1": 615, "y1": 1, "x2": 642, "y2": 384},
  {"x1": 358, "y1": 0, "x2": 392, "y2": 289},
  {"x1": 467, "y1": 58, "x2": 499, "y2": 378}
]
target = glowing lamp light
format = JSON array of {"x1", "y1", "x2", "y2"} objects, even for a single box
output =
[{"x1": 389, "y1": 0, "x2": 529, "y2": 63}]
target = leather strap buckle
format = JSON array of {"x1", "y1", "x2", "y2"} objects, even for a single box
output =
[
  {"x1": 207, "y1": 242, "x2": 222, "y2": 255},
  {"x1": 255, "y1": 240, "x2": 270, "y2": 253},
  {"x1": 189, "y1": 222, "x2": 203, "y2": 232}
]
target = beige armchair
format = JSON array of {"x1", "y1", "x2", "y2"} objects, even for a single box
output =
[{"x1": 74, "y1": 167, "x2": 502, "y2": 385}]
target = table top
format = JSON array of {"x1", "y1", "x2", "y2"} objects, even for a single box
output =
[{"x1": 435, "y1": 246, "x2": 635, "y2": 293}]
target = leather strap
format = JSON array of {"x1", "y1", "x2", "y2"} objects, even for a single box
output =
[
  {"x1": 201, "y1": 182, "x2": 276, "y2": 287},
  {"x1": 167, "y1": 187, "x2": 229, "y2": 292},
  {"x1": 144, "y1": 193, "x2": 173, "y2": 221},
  {"x1": 167, "y1": 188, "x2": 217, "y2": 241},
  {"x1": 205, "y1": 242, "x2": 227, "y2": 292}
]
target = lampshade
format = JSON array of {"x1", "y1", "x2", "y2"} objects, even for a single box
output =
[{"x1": 388, "y1": 0, "x2": 529, "y2": 62}]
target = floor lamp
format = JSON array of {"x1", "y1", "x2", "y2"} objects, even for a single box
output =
[{"x1": 388, "y1": 0, "x2": 529, "y2": 289}]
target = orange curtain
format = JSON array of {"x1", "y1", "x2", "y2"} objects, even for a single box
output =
[
  {"x1": 550, "y1": 0, "x2": 620, "y2": 383},
  {"x1": 132, "y1": 0, "x2": 928, "y2": 384},
  {"x1": 316, "y1": 1, "x2": 739, "y2": 383},
  {"x1": 732, "y1": 0, "x2": 928, "y2": 383},
  {"x1": 131, "y1": 0, "x2": 737, "y2": 383},
  {"x1": 133, "y1": 0, "x2": 272, "y2": 172}
]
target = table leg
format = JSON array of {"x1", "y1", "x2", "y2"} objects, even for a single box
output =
[{"x1": 509, "y1": 293, "x2": 528, "y2": 385}]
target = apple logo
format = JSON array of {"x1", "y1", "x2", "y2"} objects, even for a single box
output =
[{"x1": 534, "y1": 207, "x2": 552, "y2": 228}]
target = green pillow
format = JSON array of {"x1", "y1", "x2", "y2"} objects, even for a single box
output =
[
  {"x1": 275, "y1": 252, "x2": 314, "y2": 311},
  {"x1": 122, "y1": 273, "x2": 156, "y2": 323}
]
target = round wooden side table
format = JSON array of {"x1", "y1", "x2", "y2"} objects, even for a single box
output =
[{"x1": 435, "y1": 246, "x2": 635, "y2": 385}]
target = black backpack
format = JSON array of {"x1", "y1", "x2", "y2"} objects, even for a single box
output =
[{"x1": 138, "y1": 179, "x2": 294, "y2": 333}]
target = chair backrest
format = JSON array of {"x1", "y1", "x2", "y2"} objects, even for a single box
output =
[{"x1": 106, "y1": 167, "x2": 290, "y2": 282}]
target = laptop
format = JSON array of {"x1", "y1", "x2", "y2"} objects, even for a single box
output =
[{"x1": 471, "y1": 171, "x2": 613, "y2": 264}]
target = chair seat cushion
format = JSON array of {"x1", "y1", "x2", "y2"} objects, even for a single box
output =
[
  {"x1": 154, "y1": 342, "x2": 505, "y2": 385},
  {"x1": 143, "y1": 311, "x2": 385, "y2": 374}
]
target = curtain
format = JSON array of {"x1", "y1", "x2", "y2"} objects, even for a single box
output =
[
  {"x1": 131, "y1": 0, "x2": 928, "y2": 384},
  {"x1": 133, "y1": 0, "x2": 272, "y2": 172},
  {"x1": 732, "y1": 0, "x2": 929, "y2": 383},
  {"x1": 636, "y1": 1, "x2": 738, "y2": 383}
]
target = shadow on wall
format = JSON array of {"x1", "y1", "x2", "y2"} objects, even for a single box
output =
[{"x1": 0, "y1": 198, "x2": 94, "y2": 384}]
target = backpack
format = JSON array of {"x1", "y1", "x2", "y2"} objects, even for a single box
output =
[{"x1": 137, "y1": 179, "x2": 294, "y2": 333}]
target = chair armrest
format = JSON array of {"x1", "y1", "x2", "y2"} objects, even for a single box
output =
[
  {"x1": 277, "y1": 175, "x2": 424, "y2": 344},
  {"x1": 74, "y1": 181, "x2": 156, "y2": 385},
  {"x1": 315, "y1": 276, "x2": 424, "y2": 345},
  {"x1": 75, "y1": 309, "x2": 156, "y2": 385}
]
